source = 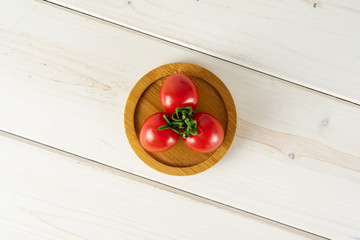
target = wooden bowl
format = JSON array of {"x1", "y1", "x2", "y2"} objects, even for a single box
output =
[{"x1": 124, "y1": 63, "x2": 237, "y2": 175}]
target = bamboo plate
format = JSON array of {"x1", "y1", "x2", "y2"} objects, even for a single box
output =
[{"x1": 124, "y1": 63, "x2": 237, "y2": 176}]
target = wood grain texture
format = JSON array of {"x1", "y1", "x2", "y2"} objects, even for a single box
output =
[
  {"x1": 1, "y1": 0, "x2": 360, "y2": 239},
  {"x1": 125, "y1": 63, "x2": 237, "y2": 175},
  {"x1": 47, "y1": 0, "x2": 360, "y2": 104},
  {"x1": 0, "y1": 133, "x2": 317, "y2": 240}
]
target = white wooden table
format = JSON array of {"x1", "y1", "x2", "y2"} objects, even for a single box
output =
[{"x1": 1, "y1": 1, "x2": 360, "y2": 239}]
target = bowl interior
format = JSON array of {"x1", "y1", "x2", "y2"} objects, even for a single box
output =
[{"x1": 134, "y1": 75, "x2": 228, "y2": 167}]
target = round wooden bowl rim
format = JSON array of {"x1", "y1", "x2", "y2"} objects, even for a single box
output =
[{"x1": 124, "y1": 63, "x2": 237, "y2": 176}]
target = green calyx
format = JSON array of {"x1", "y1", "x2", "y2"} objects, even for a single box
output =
[{"x1": 157, "y1": 106, "x2": 197, "y2": 139}]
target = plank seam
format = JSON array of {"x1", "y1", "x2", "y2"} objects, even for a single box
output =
[{"x1": 41, "y1": 0, "x2": 360, "y2": 108}]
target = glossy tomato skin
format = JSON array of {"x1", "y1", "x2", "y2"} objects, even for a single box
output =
[
  {"x1": 160, "y1": 73, "x2": 199, "y2": 114},
  {"x1": 184, "y1": 112, "x2": 224, "y2": 153},
  {"x1": 140, "y1": 113, "x2": 179, "y2": 152}
]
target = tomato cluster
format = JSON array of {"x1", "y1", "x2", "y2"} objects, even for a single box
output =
[{"x1": 140, "y1": 73, "x2": 224, "y2": 153}]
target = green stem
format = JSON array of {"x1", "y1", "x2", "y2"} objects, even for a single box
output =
[
  {"x1": 158, "y1": 106, "x2": 198, "y2": 139},
  {"x1": 163, "y1": 114, "x2": 172, "y2": 125},
  {"x1": 157, "y1": 124, "x2": 171, "y2": 130}
]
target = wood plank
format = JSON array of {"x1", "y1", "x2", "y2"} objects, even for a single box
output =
[
  {"x1": 1, "y1": 0, "x2": 360, "y2": 239},
  {"x1": 47, "y1": 0, "x2": 360, "y2": 104},
  {"x1": 0, "y1": 133, "x2": 317, "y2": 240}
]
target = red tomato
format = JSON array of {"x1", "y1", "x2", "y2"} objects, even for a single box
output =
[
  {"x1": 160, "y1": 73, "x2": 199, "y2": 114},
  {"x1": 140, "y1": 113, "x2": 179, "y2": 152},
  {"x1": 184, "y1": 113, "x2": 224, "y2": 153}
]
